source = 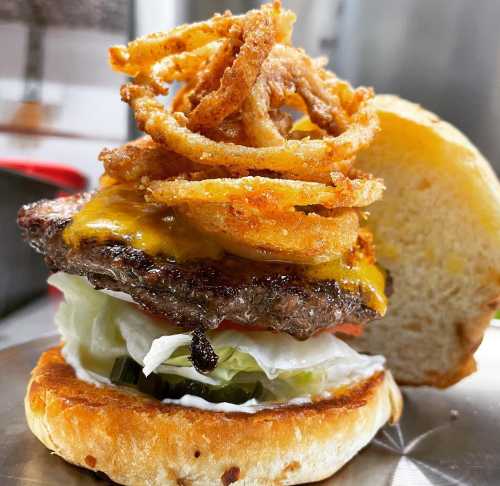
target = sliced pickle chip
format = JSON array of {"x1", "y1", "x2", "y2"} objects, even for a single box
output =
[
  {"x1": 110, "y1": 357, "x2": 264, "y2": 404},
  {"x1": 168, "y1": 380, "x2": 210, "y2": 400},
  {"x1": 137, "y1": 372, "x2": 165, "y2": 399},
  {"x1": 207, "y1": 382, "x2": 263, "y2": 404},
  {"x1": 110, "y1": 356, "x2": 141, "y2": 386},
  {"x1": 160, "y1": 378, "x2": 263, "y2": 404}
]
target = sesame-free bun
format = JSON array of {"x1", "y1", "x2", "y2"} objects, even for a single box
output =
[
  {"x1": 25, "y1": 347, "x2": 401, "y2": 486},
  {"x1": 351, "y1": 95, "x2": 500, "y2": 387}
]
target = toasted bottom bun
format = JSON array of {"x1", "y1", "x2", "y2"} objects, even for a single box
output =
[{"x1": 25, "y1": 347, "x2": 402, "y2": 486}]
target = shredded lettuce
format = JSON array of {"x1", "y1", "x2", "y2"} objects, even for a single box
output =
[{"x1": 49, "y1": 272, "x2": 384, "y2": 401}]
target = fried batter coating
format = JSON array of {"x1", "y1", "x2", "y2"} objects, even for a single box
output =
[
  {"x1": 106, "y1": 1, "x2": 383, "y2": 266},
  {"x1": 147, "y1": 175, "x2": 384, "y2": 210}
]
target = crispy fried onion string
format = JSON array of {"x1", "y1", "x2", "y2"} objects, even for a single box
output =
[
  {"x1": 106, "y1": 2, "x2": 383, "y2": 264},
  {"x1": 137, "y1": 41, "x2": 224, "y2": 95},
  {"x1": 99, "y1": 136, "x2": 203, "y2": 182},
  {"x1": 147, "y1": 176, "x2": 384, "y2": 210},
  {"x1": 180, "y1": 204, "x2": 359, "y2": 265},
  {"x1": 242, "y1": 44, "x2": 357, "y2": 146},
  {"x1": 100, "y1": 137, "x2": 250, "y2": 183},
  {"x1": 187, "y1": 9, "x2": 275, "y2": 131},
  {"x1": 110, "y1": 14, "x2": 241, "y2": 76},
  {"x1": 186, "y1": 36, "x2": 242, "y2": 111},
  {"x1": 121, "y1": 83, "x2": 377, "y2": 180},
  {"x1": 110, "y1": 3, "x2": 295, "y2": 76}
]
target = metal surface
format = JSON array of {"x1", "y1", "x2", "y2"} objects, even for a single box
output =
[{"x1": 1, "y1": 330, "x2": 500, "y2": 485}]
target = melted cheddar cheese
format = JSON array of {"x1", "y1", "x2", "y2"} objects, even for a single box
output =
[
  {"x1": 305, "y1": 258, "x2": 387, "y2": 316},
  {"x1": 64, "y1": 184, "x2": 387, "y2": 314},
  {"x1": 63, "y1": 185, "x2": 223, "y2": 262}
]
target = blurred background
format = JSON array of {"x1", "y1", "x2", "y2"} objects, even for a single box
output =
[
  {"x1": 0, "y1": 0, "x2": 499, "y2": 336},
  {"x1": 1, "y1": 0, "x2": 499, "y2": 187}
]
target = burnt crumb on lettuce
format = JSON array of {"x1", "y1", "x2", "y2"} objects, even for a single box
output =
[{"x1": 190, "y1": 328, "x2": 218, "y2": 373}]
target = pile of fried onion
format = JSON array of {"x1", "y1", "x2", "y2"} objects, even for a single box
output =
[{"x1": 104, "y1": 0, "x2": 383, "y2": 265}]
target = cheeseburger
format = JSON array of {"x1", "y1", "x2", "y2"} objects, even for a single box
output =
[{"x1": 21, "y1": 1, "x2": 500, "y2": 484}]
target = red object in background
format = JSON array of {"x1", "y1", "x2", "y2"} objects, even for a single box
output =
[{"x1": 0, "y1": 159, "x2": 87, "y2": 192}]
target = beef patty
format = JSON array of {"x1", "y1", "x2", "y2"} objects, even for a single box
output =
[{"x1": 18, "y1": 193, "x2": 383, "y2": 339}]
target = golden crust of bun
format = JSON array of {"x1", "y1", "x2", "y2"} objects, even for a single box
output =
[{"x1": 25, "y1": 347, "x2": 402, "y2": 486}]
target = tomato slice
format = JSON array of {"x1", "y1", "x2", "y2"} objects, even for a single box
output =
[
  {"x1": 218, "y1": 320, "x2": 364, "y2": 337},
  {"x1": 318, "y1": 323, "x2": 364, "y2": 337},
  {"x1": 136, "y1": 306, "x2": 364, "y2": 337}
]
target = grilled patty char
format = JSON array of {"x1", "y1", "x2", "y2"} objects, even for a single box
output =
[{"x1": 18, "y1": 193, "x2": 381, "y2": 339}]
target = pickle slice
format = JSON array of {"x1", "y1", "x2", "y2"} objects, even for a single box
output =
[{"x1": 110, "y1": 356, "x2": 141, "y2": 386}]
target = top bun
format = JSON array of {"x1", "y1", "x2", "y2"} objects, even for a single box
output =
[{"x1": 350, "y1": 95, "x2": 500, "y2": 387}]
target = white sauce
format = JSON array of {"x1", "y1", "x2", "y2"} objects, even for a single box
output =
[{"x1": 161, "y1": 394, "x2": 313, "y2": 414}]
